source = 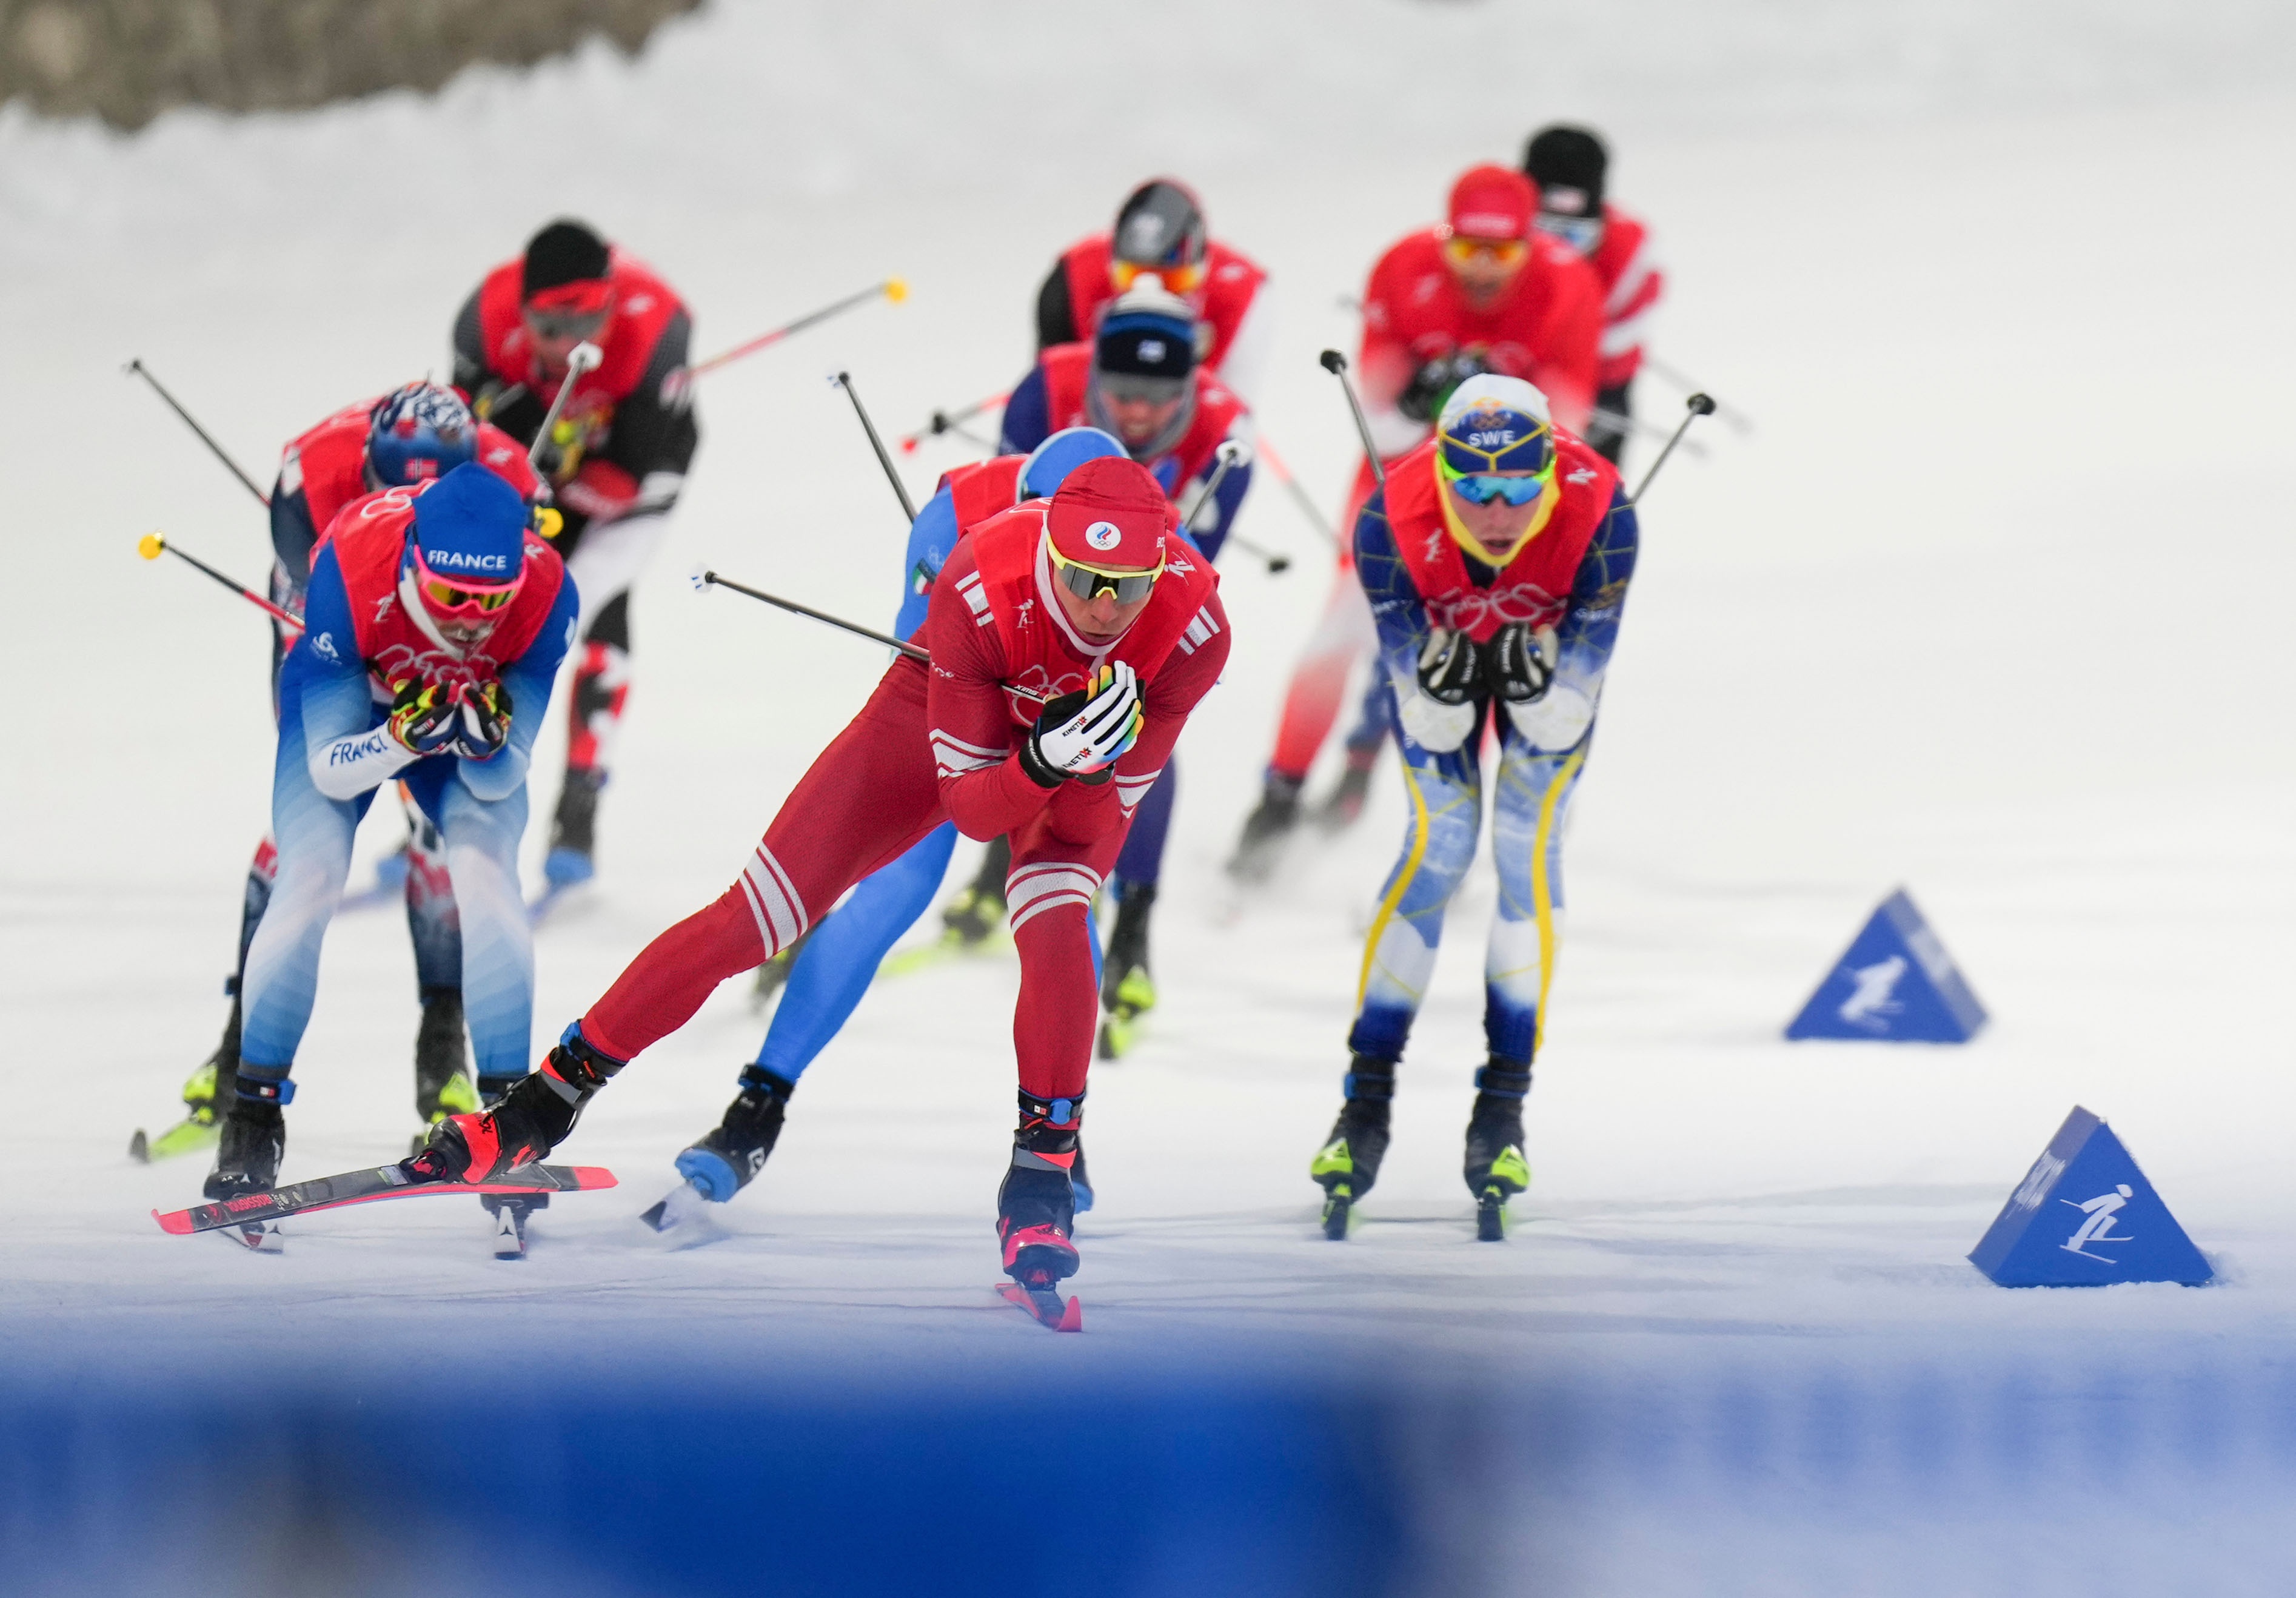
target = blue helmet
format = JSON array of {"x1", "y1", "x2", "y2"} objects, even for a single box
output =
[
  {"x1": 367, "y1": 383, "x2": 478, "y2": 489},
  {"x1": 1018, "y1": 427, "x2": 1128, "y2": 502}
]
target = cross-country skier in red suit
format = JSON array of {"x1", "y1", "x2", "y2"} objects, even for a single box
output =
[
  {"x1": 410, "y1": 457, "x2": 1231, "y2": 1292},
  {"x1": 452, "y1": 218, "x2": 699, "y2": 893},
  {"x1": 141, "y1": 385, "x2": 546, "y2": 1168},
  {"x1": 1227, "y1": 166, "x2": 1604, "y2": 879},
  {"x1": 1034, "y1": 178, "x2": 1275, "y2": 409},
  {"x1": 1524, "y1": 124, "x2": 1665, "y2": 467}
]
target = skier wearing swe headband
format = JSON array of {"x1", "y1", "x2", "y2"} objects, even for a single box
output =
[
  {"x1": 932, "y1": 278, "x2": 1254, "y2": 1057},
  {"x1": 1312, "y1": 374, "x2": 1638, "y2": 1245},
  {"x1": 207, "y1": 465, "x2": 577, "y2": 1203},
  {"x1": 410, "y1": 457, "x2": 1231, "y2": 1292}
]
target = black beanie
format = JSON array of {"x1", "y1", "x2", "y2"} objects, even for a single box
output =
[
  {"x1": 1522, "y1": 126, "x2": 1608, "y2": 215},
  {"x1": 522, "y1": 220, "x2": 611, "y2": 298}
]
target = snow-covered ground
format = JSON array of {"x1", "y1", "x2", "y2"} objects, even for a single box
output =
[{"x1": 4, "y1": 3, "x2": 2294, "y2": 1593}]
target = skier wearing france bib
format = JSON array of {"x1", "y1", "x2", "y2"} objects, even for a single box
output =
[
  {"x1": 1311, "y1": 374, "x2": 1638, "y2": 1244},
  {"x1": 206, "y1": 465, "x2": 577, "y2": 1203},
  {"x1": 410, "y1": 455, "x2": 1229, "y2": 1297},
  {"x1": 658, "y1": 428, "x2": 1134, "y2": 1225}
]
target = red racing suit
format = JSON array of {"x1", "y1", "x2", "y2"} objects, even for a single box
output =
[
  {"x1": 1582, "y1": 205, "x2": 1664, "y2": 393},
  {"x1": 575, "y1": 505, "x2": 1229, "y2": 1099},
  {"x1": 1039, "y1": 235, "x2": 1270, "y2": 386}
]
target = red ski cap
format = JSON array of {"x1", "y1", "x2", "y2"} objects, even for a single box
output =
[
  {"x1": 1046, "y1": 455, "x2": 1173, "y2": 572},
  {"x1": 1448, "y1": 164, "x2": 1536, "y2": 241}
]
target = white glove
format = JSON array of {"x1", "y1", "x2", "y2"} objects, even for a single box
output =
[{"x1": 1022, "y1": 662, "x2": 1143, "y2": 784}]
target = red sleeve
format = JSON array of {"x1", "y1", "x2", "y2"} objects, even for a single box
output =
[
  {"x1": 1533, "y1": 250, "x2": 1603, "y2": 433},
  {"x1": 1356, "y1": 238, "x2": 1421, "y2": 411},
  {"x1": 924, "y1": 548, "x2": 1059, "y2": 842}
]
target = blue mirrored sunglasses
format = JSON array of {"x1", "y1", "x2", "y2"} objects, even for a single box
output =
[{"x1": 1448, "y1": 472, "x2": 1550, "y2": 506}]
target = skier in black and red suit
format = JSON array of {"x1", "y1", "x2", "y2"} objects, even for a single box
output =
[{"x1": 452, "y1": 218, "x2": 699, "y2": 891}]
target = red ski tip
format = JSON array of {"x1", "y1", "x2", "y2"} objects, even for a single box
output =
[
  {"x1": 566, "y1": 1166, "x2": 619, "y2": 1190},
  {"x1": 153, "y1": 1207, "x2": 194, "y2": 1235},
  {"x1": 1057, "y1": 1296, "x2": 1084, "y2": 1333}
]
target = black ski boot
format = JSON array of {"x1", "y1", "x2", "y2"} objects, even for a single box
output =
[
  {"x1": 410, "y1": 1027, "x2": 623, "y2": 1183},
  {"x1": 939, "y1": 836, "x2": 1011, "y2": 948},
  {"x1": 544, "y1": 767, "x2": 604, "y2": 889},
  {"x1": 997, "y1": 1090, "x2": 1083, "y2": 1288},
  {"x1": 410, "y1": 987, "x2": 478, "y2": 1157},
  {"x1": 676, "y1": 1066, "x2": 796, "y2": 1203},
  {"x1": 1310, "y1": 1055, "x2": 1394, "y2": 1239},
  {"x1": 1097, "y1": 883, "x2": 1157, "y2": 1059},
  {"x1": 1463, "y1": 1058, "x2": 1533, "y2": 1241},
  {"x1": 1227, "y1": 773, "x2": 1303, "y2": 884}
]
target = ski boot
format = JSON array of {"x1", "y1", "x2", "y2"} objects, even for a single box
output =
[
  {"x1": 1310, "y1": 1055, "x2": 1394, "y2": 1240},
  {"x1": 1070, "y1": 1142, "x2": 1096, "y2": 1214},
  {"x1": 204, "y1": 1068, "x2": 287, "y2": 1249},
  {"x1": 1096, "y1": 884, "x2": 1157, "y2": 1060},
  {"x1": 1226, "y1": 773, "x2": 1303, "y2": 884},
  {"x1": 544, "y1": 767, "x2": 603, "y2": 889},
  {"x1": 937, "y1": 836, "x2": 1012, "y2": 950},
  {"x1": 1463, "y1": 1058, "x2": 1533, "y2": 1241},
  {"x1": 409, "y1": 1024, "x2": 623, "y2": 1184},
  {"x1": 997, "y1": 1090, "x2": 1083, "y2": 1290},
  {"x1": 749, "y1": 926, "x2": 813, "y2": 1009},
  {"x1": 133, "y1": 994, "x2": 239, "y2": 1163},
  {"x1": 409, "y1": 987, "x2": 479, "y2": 1157},
  {"x1": 1312, "y1": 746, "x2": 1380, "y2": 832},
  {"x1": 668, "y1": 1066, "x2": 797, "y2": 1215}
]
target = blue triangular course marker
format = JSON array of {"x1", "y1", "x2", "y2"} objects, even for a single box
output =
[
  {"x1": 1784, "y1": 887, "x2": 1987, "y2": 1042},
  {"x1": 1969, "y1": 1107, "x2": 2212, "y2": 1287}
]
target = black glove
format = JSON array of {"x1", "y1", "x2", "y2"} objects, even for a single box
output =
[
  {"x1": 1484, "y1": 623, "x2": 1553, "y2": 705},
  {"x1": 452, "y1": 679, "x2": 513, "y2": 759},
  {"x1": 1415, "y1": 627, "x2": 1483, "y2": 707},
  {"x1": 1397, "y1": 352, "x2": 1490, "y2": 424},
  {"x1": 386, "y1": 677, "x2": 461, "y2": 757}
]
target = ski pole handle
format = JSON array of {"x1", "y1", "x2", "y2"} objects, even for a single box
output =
[
  {"x1": 124, "y1": 359, "x2": 270, "y2": 509},
  {"x1": 1319, "y1": 349, "x2": 1386, "y2": 491},
  {"x1": 834, "y1": 371, "x2": 917, "y2": 523},
  {"x1": 688, "y1": 279, "x2": 908, "y2": 380},
  {"x1": 527, "y1": 341, "x2": 603, "y2": 474},
  {"x1": 1627, "y1": 393, "x2": 1716, "y2": 506},
  {"x1": 138, "y1": 532, "x2": 303, "y2": 632}
]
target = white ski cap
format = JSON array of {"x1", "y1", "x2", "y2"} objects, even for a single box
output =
[{"x1": 1438, "y1": 374, "x2": 1550, "y2": 434}]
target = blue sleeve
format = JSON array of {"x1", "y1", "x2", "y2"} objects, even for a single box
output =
[
  {"x1": 1555, "y1": 488, "x2": 1638, "y2": 687},
  {"x1": 460, "y1": 570, "x2": 580, "y2": 802},
  {"x1": 290, "y1": 546, "x2": 378, "y2": 750},
  {"x1": 269, "y1": 483, "x2": 320, "y2": 589},
  {"x1": 1353, "y1": 488, "x2": 1428, "y2": 696},
  {"x1": 997, "y1": 364, "x2": 1053, "y2": 456},
  {"x1": 894, "y1": 485, "x2": 962, "y2": 640}
]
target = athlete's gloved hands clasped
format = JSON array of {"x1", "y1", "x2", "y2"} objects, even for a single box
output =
[
  {"x1": 1019, "y1": 661, "x2": 1143, "y2": 787},
  {"x1": 386, "y1": 677, "x2": 463, "y2": 757},
  {"x1": 1397, "y1": 626, "x2": 1483, "y2": 753}
]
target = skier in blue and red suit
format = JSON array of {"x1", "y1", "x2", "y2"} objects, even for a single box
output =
[
  {"x1": 934, "y1": 277, "x2": 1253, "y2": 1058},
  {"x1": 204, "y1": 464, "x2": 577, "y2": 1203},
  {"x1": 1310, "y1": 374, "x2": 1638, "y2": 1245},
  {"x1": 643, "y1": 429, "x2": 1136, "y2": 1232},
  {"x1": 152, "y1": 385, "x2": 547, "y2": 1167}
]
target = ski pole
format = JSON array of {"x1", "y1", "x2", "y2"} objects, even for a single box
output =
[
  {"x1": 1593, "y1": 403, "x2": 1708, "y2": 457},
  {"x1": 527, "y1": 341, "x2": 604, "y2": 474},
  {"x1": 695, "y1": 569, "x2": 928, "y2": 662},
  {"x1": 1318, "y1": 349, "x2": 1386, "y2": 491},
  {"x1": 832, "y1": 371, "x2": 917, "y2": 522},
  {"x1": 124, "y1": 360, "x2": 270, "y2": 508},
  {"x1": 1641, "y1": 355, "x2": 1754, "y2": 434},
  {"x1": 138, "y1": 532, "x2": 302, "y2": 631},
  {"x1": 900, "y1": 389, "x2": 1009, "y2": 454},
  {"x1": 686, "y1": 280, "x2": 908, "y2": 381},
  {"x1": 1181, "y1": 441, "x2": 1288, "y2": 574},
  {"x1": 1627, "y1": 394, "x2": 1716, "y2": 506},
  {"x1": 1252, "y1": 434, "x2": 1342, "y2": 549}
]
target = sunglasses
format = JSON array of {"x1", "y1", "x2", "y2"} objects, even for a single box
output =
[
  {"x1": 1534, "y1": 213, "x2": 1604, "y2": 255},
  {"x1": 421, "y1": 577, "x2": 519, "y2": 616},
  {"x1": 1049, "y1": 544, "x2": 1163, "y2": 605},
  {"x1": 1111, "y1": 258, "x2": 1205, "y2": 295},
  {"x1": 1440, "y1": 454, "x2": 1555, "y2": 506},
  {"x1": 1442, "y1": 235, "x2": 1529, "y2": 270},
  {"x1": 526, "y1": 306, "x2": 609, "y2": 342}
]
